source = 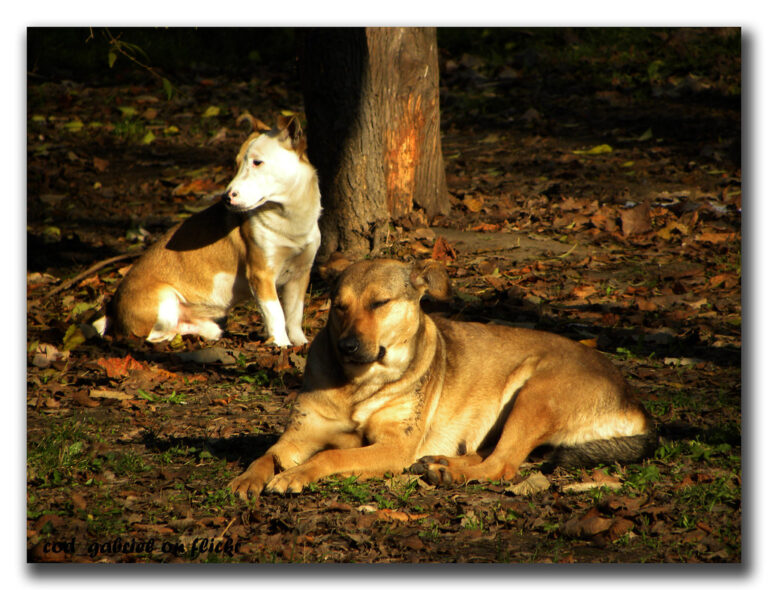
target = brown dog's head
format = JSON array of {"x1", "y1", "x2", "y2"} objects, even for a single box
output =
[{"x1": 328, "y1": 259, "x2": 450, "y2": 380}]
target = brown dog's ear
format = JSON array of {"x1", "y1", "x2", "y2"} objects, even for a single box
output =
[
  {"x1": 317, "y1": 252, "x2": 354, "y2": 283},
  {"x1": 410, "y1": 260, "x2": 451, "y2": 301}
]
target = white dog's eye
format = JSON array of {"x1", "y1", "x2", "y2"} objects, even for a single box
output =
[{"x1": 252, "y1": 159, "x2": 263, "y2": 167}]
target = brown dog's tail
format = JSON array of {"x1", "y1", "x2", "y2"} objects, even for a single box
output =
[{"x1": 547, "y1": 432, "x2": 659, "y2": 469}]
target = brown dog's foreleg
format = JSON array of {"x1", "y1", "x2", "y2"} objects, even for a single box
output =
[
  {"x1": 264, "y1": 442, "x2": 412, "y2": 494},
  {"x1": 228, "y1": 399, "x2": 357, "y2": 499},
  {"x1": 228, "y1": 453, "x2": 280, "y2": 499}
]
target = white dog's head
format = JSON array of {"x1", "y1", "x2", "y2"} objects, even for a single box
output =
[{"x1": 223, "y1": 115, "x2": 309, "y2": 212}]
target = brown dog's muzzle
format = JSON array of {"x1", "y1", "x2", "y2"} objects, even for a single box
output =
[{"x1": 336, "y1": 334, "x2": 386, "y2": 365}]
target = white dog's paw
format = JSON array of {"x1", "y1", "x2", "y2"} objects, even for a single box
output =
[
  {"x1": 287, "y1": 330, "x2": 308, "y2": 347},
  {"x1": 268, "y1": 333, "x2": 293, "y2": 348}
]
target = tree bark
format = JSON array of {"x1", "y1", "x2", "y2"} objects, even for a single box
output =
[{"x1": 298, "y1": 27, "x2": 449, "y2": 260}]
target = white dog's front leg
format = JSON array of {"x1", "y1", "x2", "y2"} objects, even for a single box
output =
[
  {"x1": 279, "y1": 274, "x2": 310, "y2": 346},
  {"x1": 259, "y1": 297, "x2": 291, "y2": 347}
]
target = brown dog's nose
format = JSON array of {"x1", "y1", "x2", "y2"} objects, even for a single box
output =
[{"x1": 337, "y1": 336, "x2": 359, "y2": 356}]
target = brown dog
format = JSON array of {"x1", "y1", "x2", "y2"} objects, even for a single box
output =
[{"x1": 229, "y1": 258, "x2": 656, "y2": 497}]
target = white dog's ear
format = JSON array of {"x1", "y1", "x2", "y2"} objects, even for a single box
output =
[
  {"x1": 410, "y1": 260, "x2": 451, "y2": 301},
  {"x1": 236, "y1": 111, "x2": 271, "y2": 133},
  {"x1": 276, "y1": 114, "x2": 305, "y2": 152}
]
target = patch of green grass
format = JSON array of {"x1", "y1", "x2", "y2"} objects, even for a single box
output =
[
  {"x1": 78, "y1": 492, "x2": 129, "y2": 536},
  {"x1": 102, "y1": 450, "x2": 152, "y2": 477},
  {"x1": 137, "y1": 389, "x2": 188, "y2": 405},
  {"x1": 643, "y1": 398, "x2": 672, "y2": 419},
  {"x1": 113, "y1": 117, "x2": 147, "y2": 141},
  {"x1": 623, "y1": 463, "x2": 661, "y2": 493},
  {"x1": 335, "y1": 476, "x2": 373, "y2": 504},
  {"x1": 28, "y1": 417, "x2": 93, "y2": 487},
  {"x1": 158, "y1": 445, "x2": 195, "y2": 465},
  {"x1": 458, "y1": 509, "x2": 485, "y2": 532},
  {"x1": 237, "y1": 370, "x2": 271, "y2": 386},
  {"x1": 418, "y1": 520, "x2": 442, "y2": 543},
  {"x1": 201, "y1": 487, "x2": 237, "y2": 510}
]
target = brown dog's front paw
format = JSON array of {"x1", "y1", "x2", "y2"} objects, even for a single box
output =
[
  {"x1": 409, "y1": 456, "x2": 454, "y2": 485},
  {"x1": 264, "y1": 466, "x2": 313, "y2": 495},
  {"x1": 228, "y1": 455, "x2": 276, "y2": 500},
  {"x1": 228, "y1": 473, "x2": 267, "y2": 500}
]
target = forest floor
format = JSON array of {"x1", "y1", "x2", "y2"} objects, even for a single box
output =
[{"x1": 26, "y1": 28, "x2": 741, "y2": 563}]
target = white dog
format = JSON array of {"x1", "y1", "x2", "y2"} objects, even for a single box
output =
[{"x1": 96, "y1": 115, "x2": 321, "y2": 347}]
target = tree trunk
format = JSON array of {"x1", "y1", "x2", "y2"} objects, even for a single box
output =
[{"x1": 298, "y1": 27, "x2": 450, "y2": 260}]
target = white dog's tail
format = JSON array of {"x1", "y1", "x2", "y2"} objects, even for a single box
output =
[{"x1": 92, "y1": 313, "x2": 109, "y2": 337}]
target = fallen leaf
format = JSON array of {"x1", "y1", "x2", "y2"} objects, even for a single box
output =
[
  {"x1": 708, "y1": 273, "x2": 739, "y2": 289},
  {"x1": 463, "y1": 195, "x2": 485, "y2": 213},
  {"x1": 590, "y1": 208, "x2": 618, "y2": 232},
  {"x1": 520, "y1": 107, "x2": 542, "y2": 123},
  {"x1": 505, "y1": 471, "x2": 550, "y2": 496},
  {"x1": 402, "y1": 535, "x2": 425, "y2": 551},
  {"x1": 31, "y1": 343, "x2": 70, "y2": 368},
  {"x1": 62, "y1": 324, "x2": 87, "y2": 351},
  {"x1": 175, "y1": 347, "x2": 236, "y2": 365},
  {"x1": 64, "y1": 120, "x2": 84, "y2": 132},
  {"x1": 376, "y1": 509, "x2": 429, "y2": 523},
  {"x1": 600, "y1": 494, "x2": 646, "y2": 513},
  {"x1": 274, "y1": 348, "x2": 292, "y2": 372},
  {"x1": 289, "y1": 351, "x2": 307, "y2": 372},
  {"x1": 172, "y1": 178, "x2": 222, "y2": 197},
  {"x1": 656, "y1": 220, "x2": 690, "y2": 240},
  {"x1": 637, "y1": 128, "x2": 654, "y2": 142},
  {"x1": 410, "y1": 228, "x2": 436, "y2": 241},
  {"x1": 73, "y1": 389, "x2": 100, "y2": 407},
  {"x1": 636, "y1": 298, "x2": 658, "y2": 312},
  {"x1": 470, "y1": 222, "x2": 501, "y2": 232},
  {"x1": 573, "y1": 144, "x2": 613, "y2": 155},
  {"x1": 591, "y1": 469, "x2": 623, "y2": 485},
  {"x1": 572, "y1": 285, "x2": 597, "y2": 299},
  {"x1": 431, "y1": 236, "x2": 457, "y2": 263},
  {"x1": 97, "y1": 355, "x2": 146, "y2": 379},
  {"x1": 606, "y1": 517, "x2": 634, "y2": 541},
  {"x1": 561, "y1": 481, "x2": 621, "y2": 493},
  {"x1": 561, "y1": 507, "x2": 613, "y2": 538},
  {"x1": 384, "y1": 473, "x2": 432, "y2": 493},
  {"x1": 93, "y1": 157, "x2": 109, "y2": 171},
  {"x1": 131, "y1": 523, "x2": 175, "y2": 535},
  {"x1": 620, "y1": 201, "x2": 652, "y2": 236},
  {"x1": 695, "y1": 231, "x2": 738, "y2": 244},
  {"x1": 71, "y1": 492, "x2": 87, "y2": 511},
  {"x1": 117, "y1": 106, "x2": 137, "y2": 117},
  {"x1": 90, "y1": 388, "x2": 134, "y2": 401}
]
